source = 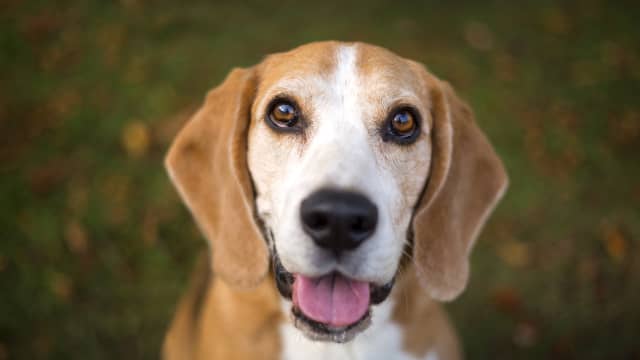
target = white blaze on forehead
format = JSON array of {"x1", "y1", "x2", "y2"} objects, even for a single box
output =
[
  {"x1": 297, "y1": 45, "x2": 376, "y2": 190},
  {"x1": 335, "y1": 45, "x2": 359, "y2": 117}
]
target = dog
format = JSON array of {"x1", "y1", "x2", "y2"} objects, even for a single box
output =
[{"x1": 162, "y1": 41, "x2": 508, "y2": 360}]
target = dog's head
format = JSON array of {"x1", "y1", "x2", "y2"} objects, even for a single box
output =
[{"x1": 166, "y1": 42, "x2": 507, "y2": 343}]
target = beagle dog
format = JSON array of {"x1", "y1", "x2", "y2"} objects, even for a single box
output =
[{"x1": 163, "y1": 41, "x2": 508, "y2": 360}]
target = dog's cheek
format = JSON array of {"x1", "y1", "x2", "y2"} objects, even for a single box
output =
[
  {"x1": 248, "y1": 127, "x2": 297, "y2": 213},
  {"x1": 384, "y1": 139, "x2": 432, "y2": 228}
]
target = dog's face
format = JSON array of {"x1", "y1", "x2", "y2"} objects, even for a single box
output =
[
  {"x1": 247, "y1": 43, "x2": 431, "y2": 341},
  {"x1": 166, "y1": 41, "x2": 507, "y2": 344}
]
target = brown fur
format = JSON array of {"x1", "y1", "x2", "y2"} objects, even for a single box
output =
[
  {"x1": 165, "y1": 68, "x2": 269, "y2": 288},
  {"x1": 163, "y1": 41, "x2": 507, "y2": 359},
  {"x1": 164, "y1": 253, "x2": 283, "y2": 360},
  {"x1": 392, "y1": 269, "x2": 462, "y2": 359},
  {"x1": 411, "y1": 72, "x2": 508, "y2": 301}
]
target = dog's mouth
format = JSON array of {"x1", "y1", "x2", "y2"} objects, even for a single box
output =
[{"x1": 273, "y1": 255, "x2": 395, "y2": 343}]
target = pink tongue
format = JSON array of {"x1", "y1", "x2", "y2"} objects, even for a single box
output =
[{"x1": 292, "y1": 273, "x2": 370, "y2": 327}]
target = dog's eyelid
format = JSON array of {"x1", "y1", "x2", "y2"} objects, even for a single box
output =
[
  {"x1": 264, "y1": 95, "x2": 307, "y2": 133},
  {"x1": 378, "y1": 105, "x2": 422, "y2": 145}
]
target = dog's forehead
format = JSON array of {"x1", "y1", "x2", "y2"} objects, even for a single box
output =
[
  {"x1": 258, "y1": 42, "x2": 340, "y2": 83},
  {"x1": 355, "y1": 43, "x2": 427, "y2": 96},
  {"x1": 254, "y1": 42, "x2": 430, "y2": 113}
]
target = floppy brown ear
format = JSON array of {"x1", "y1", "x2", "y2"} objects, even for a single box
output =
[
  {"x1": 165, "y1": 67, "x2": 269, "y2": 288},
  {"x1": 412, "y1": 78, "x2": 508, "y2": 301}
]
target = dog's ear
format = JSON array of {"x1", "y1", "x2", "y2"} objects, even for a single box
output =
[
  {"x1": 412, "y1": 77, "x2": 508, "y2": 301},
  {"x1": 165, "y1": 67, "x2": 269, "y2": 288}
]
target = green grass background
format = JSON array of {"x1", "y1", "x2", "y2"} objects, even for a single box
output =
[{"x1": 1, "y1": 0, "x2": 639, "y2": 358}]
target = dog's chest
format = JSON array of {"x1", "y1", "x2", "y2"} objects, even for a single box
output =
[{"x1": 278, "y1": 300, "x2": 437, "y2": 360}]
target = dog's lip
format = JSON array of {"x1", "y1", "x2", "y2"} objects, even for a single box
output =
[{"x1": 291, "y1": 305, "x2": 372, "y2": 343}]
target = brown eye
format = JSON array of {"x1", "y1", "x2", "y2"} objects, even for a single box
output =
[
  {"x1": 390, "y1": 110, "x2": 415, "y2": 134},
  {"x1": 268, "y1": 101, "x2": 299, "y2": 128},
  {"x1": 382, "y1": 107, "x2": 420, "y2": 144}
]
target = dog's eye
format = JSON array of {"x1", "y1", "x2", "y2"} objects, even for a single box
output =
[
  {"x1": 391, "y1": 110, "x2": 415, "y2": 134},
  {"x1": 268, "y1": 101, "x2": 299, "y2": 129},
  {"x1": 383, "y1": 108, "x2": 420, "y2": 144}
]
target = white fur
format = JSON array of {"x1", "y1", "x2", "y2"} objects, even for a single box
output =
[
  {"x1": 279, "y1": 299, "x2": 437, "y2": 360},
  {"x1": 273, "y1": 45, "x2": 402, "y2": 284},
  {"x1": 249, "y1": 45, "x2": 430, "y2": 286},
  {"x1": 247, "y1": 44, "x2": 433, "y2": 356}
]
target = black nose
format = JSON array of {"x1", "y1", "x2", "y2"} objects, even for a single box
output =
[{"x1": 300, "y1": 189, "x2": 378, "y2": 254}]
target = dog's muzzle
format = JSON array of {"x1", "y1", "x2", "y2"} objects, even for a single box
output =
[
  {"x1": 273, "y1": 254, "x2": 395, "y2": 342},
  {"x1": 270, "y1": 189, "x2": 396, "y2": 342}
]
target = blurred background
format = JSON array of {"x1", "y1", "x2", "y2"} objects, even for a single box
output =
[{"x1": 1, "y1": 0, "x2": 639, "y2": 358}]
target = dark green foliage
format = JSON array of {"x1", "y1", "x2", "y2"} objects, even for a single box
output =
[{"x1": 1, "y1": 0, "x2": 639, "y2": 358}]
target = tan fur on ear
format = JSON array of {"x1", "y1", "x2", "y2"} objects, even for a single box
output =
[
  {"x1": 165, "y1": 67, "x2": 269, "y2": 288},
  {"x1": 412, "y1": 77, "x2": 508, "y2": 301}
]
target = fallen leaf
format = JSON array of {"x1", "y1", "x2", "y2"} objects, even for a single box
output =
[
  {"x1": 464, "y1": 22, "x2": 494, "y2": 51},
  {"x1": 122, "y1": 121, "x2": 150, "y2": 158},
  {"x1": 21, "y1": 12, "x2": 63, "y2": 44},
  {"x1": 65, "y1": 219, "x2": 89, "y2": 255},
  {"x1": 512, "y1": 321, "x2": 538, "y2": 348},
  {"x1": 497, "y1": 241, "x2": 531, "y2": 268},
  {"x1": 490, "y1": 287, "x2": 522, "y2": 316},
  {"x1": 50, "y1": 273, "x2": 73, "y2": 302},
  {"x1": 602, "y1": 225, "x2": 627, "y2": 264}
]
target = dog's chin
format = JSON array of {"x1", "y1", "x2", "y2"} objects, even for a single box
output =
[
  {"x1": 273, "y1": 254, "x2": 395, "y2": 343},
  {"x1": 291, "y1": 306, "x2": 372, "y2": 343}
]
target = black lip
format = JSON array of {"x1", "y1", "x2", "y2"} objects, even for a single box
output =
[
  {"x1": 370, "y1": 277, "x2": 395, "y2": 304},
  {"x1": 291, "y1": 306, "x2": 372, "y2": 343},
  {"x1": 273, "y1": 254, "x2": 294, "y2": 299}
]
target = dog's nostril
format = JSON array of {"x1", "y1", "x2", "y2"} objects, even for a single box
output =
[
  {"x1": 306, "y1": 211, "x2": 329, "y2": 230},
  {"x1": 300, "y1": 189, "x2": 378, "y2": 253},
  {"x1": 349, "y1": 216, "x2": 370, "y2": 234}
]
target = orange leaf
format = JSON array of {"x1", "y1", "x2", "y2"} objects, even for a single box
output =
[
  {"x1": 122, "y1": 121, "x2": 150, "y2": 158},
  {"x1": 603, "y1": 226, "x2": 627, "y2": 263}
]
